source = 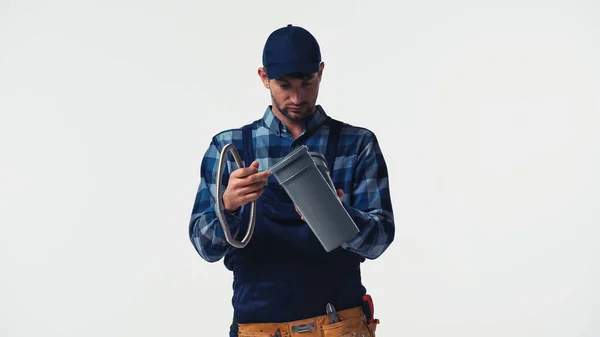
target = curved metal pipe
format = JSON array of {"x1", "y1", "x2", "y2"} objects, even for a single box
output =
[{"x1": 215, "y1": 143, "x2": 256, "y2": 248}]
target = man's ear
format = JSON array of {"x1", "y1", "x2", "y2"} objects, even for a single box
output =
[
  {"x1": 317, "y1": 62, "x2": 325, "y2": 80},
  {"x1": 258, "y1": 67, "x2": 270, "y2": 89}
]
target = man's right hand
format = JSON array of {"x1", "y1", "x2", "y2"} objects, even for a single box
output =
[{"x1": 222, "y1": 161, "x2": 271, "y2": 212}]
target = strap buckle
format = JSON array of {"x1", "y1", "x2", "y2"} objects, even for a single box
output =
[{"x1": 291, "y1": 322, "x2": 316, "y2": 333}]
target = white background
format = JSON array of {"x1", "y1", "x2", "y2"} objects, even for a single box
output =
[{"x1": 1, "y1": 0, "x2": 598, "y2": 336}]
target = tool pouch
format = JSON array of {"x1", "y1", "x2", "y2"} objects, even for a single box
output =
[
  {"x1": 320, "y1": 316, "x2": 374, "y2": 337},
  {"x1": 366, "y1": 318, "x2": 380, "y2": 337}
]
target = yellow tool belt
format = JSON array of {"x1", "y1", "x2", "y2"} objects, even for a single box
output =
[{"x1": 237, "y1": 306, "x2": 379, "y2": 337}]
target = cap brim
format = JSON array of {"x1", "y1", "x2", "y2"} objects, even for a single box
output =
[{"x1": 266, "y1": 61, "x2": 320, "y2": 79}]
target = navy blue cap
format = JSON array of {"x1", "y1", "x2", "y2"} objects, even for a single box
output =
[{"x1": 262, "y1": 24, "x2": 321, "y2": 79}]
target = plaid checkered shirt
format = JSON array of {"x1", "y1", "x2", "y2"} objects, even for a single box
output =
[{"x1": 189, "y1": 105, "x2": 395, "y2": 262}]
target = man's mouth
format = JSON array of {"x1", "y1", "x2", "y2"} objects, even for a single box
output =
[{"x1": 287, "y1": 105, "x2": 305, "y2": 112}]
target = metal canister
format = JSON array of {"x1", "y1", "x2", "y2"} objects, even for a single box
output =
[{"x1": 308, "y1": 152, "x2": 336, "y2": 193}]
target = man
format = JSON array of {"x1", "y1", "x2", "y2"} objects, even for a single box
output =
[{"x1": 189, "y1": 24, "x2": 395, "y2": 337}]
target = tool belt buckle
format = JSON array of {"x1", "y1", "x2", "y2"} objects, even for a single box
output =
[{"x1": 291, "y1": 322, "x2": 316, "y2": 333}]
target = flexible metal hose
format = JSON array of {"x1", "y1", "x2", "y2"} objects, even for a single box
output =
[{"x1": 214, "y1": 144, "x2": 256, "y2": 248}]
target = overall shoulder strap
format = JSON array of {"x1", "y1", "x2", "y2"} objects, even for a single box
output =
[
  {"x1": 324, "y1": 117, "x2": 343, "y2": 171},
  {"x1": 241, "y1": 123, "x2": 255, "y2": 165}
]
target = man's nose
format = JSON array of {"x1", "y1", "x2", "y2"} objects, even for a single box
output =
[{"x1": 289, "y1": 89, "x2": 303, "y2": 104}]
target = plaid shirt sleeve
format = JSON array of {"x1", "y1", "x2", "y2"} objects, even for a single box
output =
[
  {"x1": 188, "y1": 131, "x2": 247, "y2": 262},
  {"x1": 340, "y1": 132, "x2": 395, "y2": 260}
]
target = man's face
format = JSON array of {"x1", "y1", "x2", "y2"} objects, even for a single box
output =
[{"x1": 259, "y1": 63, "x2": 324, "y2": 122}]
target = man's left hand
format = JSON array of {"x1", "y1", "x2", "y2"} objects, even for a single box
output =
[{"x1": 295, "y1": 189, "x2": 344, "y2": 222}]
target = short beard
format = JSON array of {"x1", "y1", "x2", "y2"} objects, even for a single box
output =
[{"x1": 271, "y1": 90, "x2": 315, "y2": 122}]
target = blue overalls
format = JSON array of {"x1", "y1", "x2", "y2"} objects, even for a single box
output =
[{"x1": 224, "y1": 117, "x2": 366, "y2": 337}]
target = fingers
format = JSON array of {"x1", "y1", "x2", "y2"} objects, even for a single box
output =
[
  {"x1": 222, "y1": 161, "x2": 273, "y2": 211},
  {"x1": 232, "y1": 171, "x2": 270, "y2": 191},
  {"x1": 253, "y1": 170, "x2": 272, "y2": 181},
  {"x1": 231, "y1": 166, "x2": 259, "y2": 178},
  {"x1": 231, "y1": 161, "x2": 271, "y2": 181},
  {"x1": 237, "y1": 178, "x2": 268, "y2": 195},
  {"x1": 295, "y1": 206, "x2": 305, "y2": 221},
  {"x1": 223, "y1": 181, "x2": 266, "y2": 211},
  {"x1": 239, "y1": 187, "x2": 267, "y2": 204}
]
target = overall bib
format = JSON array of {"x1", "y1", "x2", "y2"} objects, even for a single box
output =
[{"x1": 224, "y1": 118, "x2": 367, "y2": 336}]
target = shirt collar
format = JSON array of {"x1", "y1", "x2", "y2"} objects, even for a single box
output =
[{"x1": 262, "y1": 105, "x2": 329, "y2": 137}]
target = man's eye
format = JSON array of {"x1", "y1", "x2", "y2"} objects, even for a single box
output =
[{"x1": 302, "y1": 82, "x2": 313, "y2": 86}]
